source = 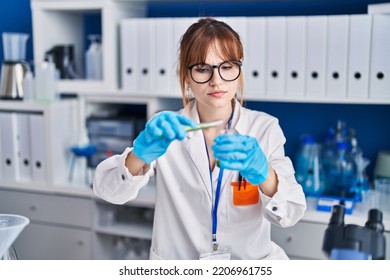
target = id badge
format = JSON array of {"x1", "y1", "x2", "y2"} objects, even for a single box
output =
[{"x1": 199, "y1": 246, "x2": 231, "y2": 260}]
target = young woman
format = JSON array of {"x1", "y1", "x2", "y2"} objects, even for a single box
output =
[{"x1": 93, "y1": 17, "x2": 306, "y2": 260}]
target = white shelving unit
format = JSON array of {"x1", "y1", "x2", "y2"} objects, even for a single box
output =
[
  {"x1": 0, "y1": 100, "x2": 78, "y2": 186},
  {"x1": 31, "y1": 0, "x2": 146, "y2": 94}
]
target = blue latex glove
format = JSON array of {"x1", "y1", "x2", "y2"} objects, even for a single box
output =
[
  {"x1": 212, "y1": 133, "x2": 268, "y2": 185},
  {"x1": 133, "y1": 111, "x2": 195, "y2": 164}
]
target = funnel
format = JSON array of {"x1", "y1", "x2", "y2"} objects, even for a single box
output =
[
  {"x1": 0, "y1": 214, "x2": 30, "y2": 259},
  {"x1": 2, "y1": 33, "x2": 29, "y2": 62}
]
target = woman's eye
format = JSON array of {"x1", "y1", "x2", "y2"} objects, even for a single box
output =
[
  {"x1": 221, "y1": 66, "x2": 233, "y2": 71},
  {"x1": 195, "y1": 67, "x2": 210, "y2": 73}
]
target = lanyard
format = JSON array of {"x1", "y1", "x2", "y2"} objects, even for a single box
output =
[{"x1": 204, "y1": 110, "x2": 234, "y2": 251}]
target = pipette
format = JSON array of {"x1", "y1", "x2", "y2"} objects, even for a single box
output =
[{"x1": 184, "y1": 120, "x2": 224, "y2": 132}]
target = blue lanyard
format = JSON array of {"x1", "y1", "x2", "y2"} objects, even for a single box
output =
[{"x1": 204, "y1": 110, "x2": 234, "y2": 251}]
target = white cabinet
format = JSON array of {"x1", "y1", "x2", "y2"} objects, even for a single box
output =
[
  {"x1": 0, "y1": 188, "x2": 93, "y2": 259},
  {"x1": 0, "y1": 184, "x2": 156, "y2": 260},
  {"x1": 271, "y1": 221, "x2": 328, "y2": 259}
]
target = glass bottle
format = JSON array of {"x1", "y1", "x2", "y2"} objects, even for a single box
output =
[
  {"x1": 295, "y1": 135, "x2": 324, "y2": 197},
  {"x1": 328, "y1": 141, "x2": 356, "y2": 196}
]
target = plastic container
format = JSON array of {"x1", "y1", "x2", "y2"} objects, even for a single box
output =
[
  {"x1": 2, "y1": 32, "x2": 29, "y2": 62},
  {"x1": 22, "y1": 64, "x2": 35, "y2": 101},
  {"x1": 374, "y1": 178, "x2": 390, "y2": 212},
  {"x1": 85, "y1": 34, "x2": 102, "y2": 80},
  {"x1": 34, "y1": 59, "x2": 56, "y2": 102}
]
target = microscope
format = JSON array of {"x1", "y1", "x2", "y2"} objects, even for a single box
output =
[{"x1": 322, "y1": 204, "x2": 386, "y2": 260}]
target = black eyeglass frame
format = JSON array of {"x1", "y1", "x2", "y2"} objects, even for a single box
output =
[{"x1": 188, "y1": 60, "x2": 242, "y2": 84}]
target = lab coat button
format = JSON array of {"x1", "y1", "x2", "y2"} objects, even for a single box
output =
[
  {"x1": 272, "y1": 206, "x2": 278, "y2": 212},
  {"x1": 121, "y1": 174, "x2": 125, "y2": 180}
]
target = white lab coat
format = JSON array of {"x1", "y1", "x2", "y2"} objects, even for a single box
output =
[{"x1": 93, "y1": 99, "x2": 307, "y2": 260}]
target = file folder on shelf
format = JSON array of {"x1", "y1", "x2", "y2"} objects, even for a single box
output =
[
  {"x1": 0, "y1": 112, "x2": 20, "y2": 182},
  {"x1": 286, "y1": 16, "x2": 306, "y2": 98},
  {"x1": 29, "y1": 113, "x2": 47, "y2": 183},
  {"x1": 225, "y1": 17, "x2": 248, "y2": 88},
  {"x1": 16, "y1": 113, "x2": 32, "y2": 182},
  {"x1": 347, "y1": 15, "x2": 372, "y2": 99},
  {"x1": 138, "y1": 18, "x2": 157, "y2": 92},
  {"x1": 369, "y1": 14, "x2": 390, "y2": 100},
  {"x1": 326, "y1": 15, "x2": 349, "y2": 99},
  {"x1": 121, "y1": 18, "x2": 139, "y2": 92},
  {"x1": 155, "y1": 18, "x2": 174, "y2": 96},
  {"x1": 172, "y1": 17, "x2": 197, "y2": 96},
  {"x1": 246, "y1": 17, "x2": 266, "y2": 98},
  {"x1": 305, "y1": 16, "x2": 327, "y2": 98},
  {"x1": 265, "y1": 16, "x2": 287, "y2": 97}
]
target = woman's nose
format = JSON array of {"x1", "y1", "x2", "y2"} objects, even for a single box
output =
[{"x1": 209, "y1": 68, "x2": 223, "y2": 85}]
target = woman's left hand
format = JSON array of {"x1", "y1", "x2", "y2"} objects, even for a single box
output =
[{"x1": 212, "y1": 133, "x2": 268, "y2": 185}]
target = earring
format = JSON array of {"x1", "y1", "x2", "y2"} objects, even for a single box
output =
[{"x1": 186, "y1": 85, "x2": 193, "y2": 101}]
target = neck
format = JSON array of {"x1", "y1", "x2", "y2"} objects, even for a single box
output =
[{"x1": 197, "y1": 100, "x2": 234, "y2": 130}]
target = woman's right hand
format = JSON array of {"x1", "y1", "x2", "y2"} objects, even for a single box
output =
[{"x1": 133, "y1": 111, "x2": 195, "y2": 164}]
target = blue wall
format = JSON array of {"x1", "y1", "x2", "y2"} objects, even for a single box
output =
[{"x1": 1, "y1": 0, "x2": 389, "y2": 180}]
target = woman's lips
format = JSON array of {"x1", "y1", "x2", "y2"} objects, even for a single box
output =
[{"x1": 208, "y1": 90, "x2": 226, "y2": 97}]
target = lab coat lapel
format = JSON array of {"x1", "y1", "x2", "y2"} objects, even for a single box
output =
[
  {"x1": 183, "y1": 133, "x2": 212, "y2": 199},
  {"x1": 180, "y1": 101, "x2": 212, "y2": 199}
]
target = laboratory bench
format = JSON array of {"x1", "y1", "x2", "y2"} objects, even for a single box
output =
[{"x1": 1, "y1": 180, "x2": 389, "y2": 260}]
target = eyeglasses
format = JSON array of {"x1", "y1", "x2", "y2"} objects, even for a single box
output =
[{"x1": 188, "y1": 60, "x2": 242, "y2": 84}]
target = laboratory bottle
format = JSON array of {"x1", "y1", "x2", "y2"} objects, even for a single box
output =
[
  {"x1": 295, "y1": 135, "x2": 324, "y2": 197},
  {"x1": 350, "y1": 155, "x2": 370, "y2": 202},
  {"x1": 321, "y1": 129, "x2": 336, "y2": 190},
  {"x1": 328, "y1": 141, "x2": 356, "y2": 196},
  {"x1": 85, "y1": 34, "x2": 102, "y2": 80},
  {"x1": 34, "y1": 57, "x2": 56, "y2": 102},
  {"x1": 22, "y1": 65, "x2": 35, "y2": 101}
]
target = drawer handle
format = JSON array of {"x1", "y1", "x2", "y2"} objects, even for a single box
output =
[
  {"x1": 286, "y1": 236, "x2": 293, "y2": 243},
  {"x1": 30, "y1": 205, "x2": 37, "y2": 211}
]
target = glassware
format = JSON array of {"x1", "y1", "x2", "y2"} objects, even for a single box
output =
[
  {"x1": 2, "y1": 33, "x2": 29, "y2": 62},
  {"x1": 374, "y1": 178, "x2": 390, "y2": 213},
  {"x1": 350, "y1": 155, "x2": 370, "y2": 202},
  {"x1": 0, "y1": 214, "x2": 30, "y2": 260},
  {"x1": 295, "y1": 135, "x2": 324, "y2": 197}
]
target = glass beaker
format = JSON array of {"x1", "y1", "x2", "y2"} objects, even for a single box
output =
[
  {"x1": 0, "y1": 214, "x2": 30, "y2": 260},
  {"x1": 2, "y1": 32, "x2": 29, "y2": 62}
]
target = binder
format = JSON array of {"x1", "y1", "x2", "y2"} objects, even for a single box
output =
[
  {"x1": 265, "y1": 16, "x2": 287, "y2": 97},
  {"x1": 16, "y1": 113, "x2": 32, "y2": 182},
  {"x1": 138, "y1": 18, "x2": 156, "y2": 92},
  {"x1": 286, "y1": 16, "x2": 306, "y2": 98},
  {"x1": 326, "y1": 15, "x2": 349, "y2": 99},
  {"x1": 369, "y1": 14, "x2": 390, "y2": 100},
  {"x1": 225, "y1": 17, "x2": 248, "y2": 83},
  {"x1": 29, "y1": 113, "x2": 47, "y2": 183},
  {"x1": 120, "y1": 18, "x2": 139, "y2": 92},
  {"x1": 155, "y1": 17, "x2": 174, "y2": 96},
  {"x1": 305, "y1": 16, "x2": 327, "y2": 98},
  {"x1": 172, "y1": 17, "x2": 197, "y2": 95},
  {"x1": 347, "y1": 15, "x2": 372, "y2": 99},
  {"x1": 246, "y1": 17, "x2": 266, "y2": 98},
  {"x1": 0, "y1": 112, "x2": 20, "y2": 182}
]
